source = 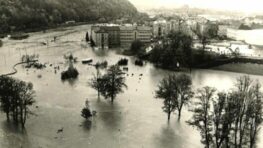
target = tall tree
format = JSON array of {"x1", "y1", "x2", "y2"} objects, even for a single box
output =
[
  {"x1": 0, "y1": 76, "x2": 35, "y2": 128},
  {"x1": 89, "y1": 61, "x2": 108, "y2": 99},
  {"x1": 212, "y1": 92, "x2": 229, "y2": 148},
  {"x1": 247, "y1": 81, "x2": 263, "y2": 148},
  {"x1": 156, "y1": 74, "x2": 193, "y2": 121},
  {"x1": 18, "y1": 81, "x2": 36, "y2": 127},
  {"x1": 155, "y1": 75, "x2": 177, "y2": 121},
  {"x1": 101, "y1": 65, "x2": 127, "y2": 103},
  {"x1": 234, "y1": 76, "x2": 252, "y2": 148},
  {"x1": 188, "y1": 86, "x2": 216, "y2": 148},
  {"x1": 174, "y1": 74, "x2": 194, "y2": 120}
]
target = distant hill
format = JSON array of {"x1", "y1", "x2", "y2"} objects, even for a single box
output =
[
  {"x1": 0, "y1": 0, "x2": 139, "y2": 34},
  {"x1": 146, "y1": 6, "x2": 245, "y2": 18}
]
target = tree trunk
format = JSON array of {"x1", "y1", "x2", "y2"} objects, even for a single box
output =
[
  {"x1": 178, "y1": 110, "x2": 181, "y2": 121},
  {"x1": 226, "y1": 135, "x2": 230, "y2": 148},
  {"x1": 20, "y1": 105, "x2": 24, "y2": 128},
  {"x1": 168, "y1": 111, "x2": 171, "y2": 121},
  {"x1": 22, "y1": 107, "x2": 27, "y2": 128},
  {"x1": 6, "y1": 112, "x2": 9, "y2": 121},
  {"x1": 205, "y1": 123, "x2": 210, "y2": 148},
  {"x1": 111, "y1": 94, "x2": 114, "y2": 103},
  {"x1": 178, "y1": 104, "x2": 183, "y2": 121}
]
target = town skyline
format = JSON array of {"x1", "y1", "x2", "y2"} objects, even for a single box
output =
[{"x1": 129, "y1": 0, "x2": 263, "y2": 14}]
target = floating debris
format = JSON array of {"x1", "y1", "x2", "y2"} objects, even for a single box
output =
[{"x1": 57, "y1": 127, "x2": 64, "y2": 133}]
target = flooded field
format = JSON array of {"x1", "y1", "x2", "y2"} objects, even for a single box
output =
[{"x1": 0, "y1": 25, "x2": 263, "y2": 148}]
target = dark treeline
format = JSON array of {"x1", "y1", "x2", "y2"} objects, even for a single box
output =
[
  {"x1": 149, "y1": 31, "x2": 194, "y2": 70},
  {"x1": 0, "y1": 76, "x2": 36, "y2": 128},
  {"x1": 0, "y1": 0, "x2": 139, "y2": 34},
  {"x1": 149, "y1": 30, "x2": 228, "y2": 70}
]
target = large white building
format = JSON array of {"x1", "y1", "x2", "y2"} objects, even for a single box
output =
[
  {"x1": 119, "y1": 26, "x2": 152, "y2": 47},
  {"x1": 91, "y1": 25, "x2": 152, "y2": 48}
]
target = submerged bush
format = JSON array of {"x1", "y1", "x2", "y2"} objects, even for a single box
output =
[
  {"x1": 135, "y1": 59, "x2": 144, "y2": 66},
  {"x1": 95, "y1": 61, "x2": 108, "y2": 69},
  {"x1": 117, "y1": 58, "x2": 128, "y2": 66},
  {"x1": 25, "y1": 62, "x2": 46, "y2": 69},
  {"x1": 61, "y1": 67, "x2": 79, "y2": 80},
  {"x1": 81, "y1": 107, "x2": 92, "y2": 119},
  {"x1": 21, "y1": 54, "x2": 39, "y2": 63}
]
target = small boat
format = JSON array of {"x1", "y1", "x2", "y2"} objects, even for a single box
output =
[{"x1": 82, "y1": 58, "x2": 93, "y2": 64}]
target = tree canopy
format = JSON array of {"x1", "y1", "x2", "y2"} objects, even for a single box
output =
[
  {"x1": 0, "y1": 0, "x2": 139, "y2": 34},
  {"x1": 0, "y1": 76, "x2": 36, "y2": 128}
]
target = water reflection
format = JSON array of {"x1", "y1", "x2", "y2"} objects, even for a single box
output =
[
  {"x1": 1, "y1": 121, "x2": 31, "y2": 148},
  {"x1": 82, "y1": 120, "x2": 92, "y2": 131},
  {"x1": 154, "y1": 124, "x2": 182, "y2": 148},
  {"x1": 92, "y1": 48, "x2": 109, "y2": 57},
  {"x1": 94, "y1": 101, "x2": 123, "y2": 131},
  {"x1": 61, "y1": 78, "x2": 79, "y2": 87}
]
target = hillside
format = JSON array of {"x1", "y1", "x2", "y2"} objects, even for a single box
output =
[{"x1": 0, "y1": 0, "x2": 139, "y2": 34}]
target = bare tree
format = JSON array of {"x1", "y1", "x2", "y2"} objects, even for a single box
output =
[
  {"x1": 188, "y1": 86, "x2": 216, "y2": 148},
  {"x1": 247, "y1": 81, "x2": 263, "y2": 148}
]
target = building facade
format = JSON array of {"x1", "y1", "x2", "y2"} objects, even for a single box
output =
[
  {"x1": 120, "y1": 26, "x2": 152, "y2": 47},
  {"x1": 102, "y1": 26, "x2": 120, "y2": 48},
  {"x1": 153, "y1": 19, "x2": 170, "y2": 38},
  {"x1": 91, "y1": 26, "x2": 109, "y2": 49},
  {"x1": 91, "y1": 25, "x2": 152, "y2": 48},
  {"x1": 153, "y1": 19, "x2": 194, "y2": 38}
]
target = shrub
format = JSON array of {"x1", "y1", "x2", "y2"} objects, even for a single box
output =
[
  {"x1": 95, "y1": 61, "x2": 108, "y2": 69},
  {"x1": 33, "y1": 62, "x2": 46, "y2": 69},
  {"x1": 61, "y1": 67, "x2": 79, "y2": 80},
  {"x1": 81, "y1": 107, "x2": 92, "y2": 119},
  {"x1": 135, "y1": 59, "x2": 144, "y2": 66},
  {"x1": 117, "y1": 58, "x2": 128, "y2": 66}
]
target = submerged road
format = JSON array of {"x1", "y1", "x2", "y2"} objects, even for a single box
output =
[{"x1": 0, "y1": 60, "x2": 38, "y2": 77}]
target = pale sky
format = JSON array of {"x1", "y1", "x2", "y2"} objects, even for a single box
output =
[{"x1": 129, "y1": 0, "x2": 263, "y2": 13}]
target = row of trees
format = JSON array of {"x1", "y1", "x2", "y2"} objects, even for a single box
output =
[
  {"x1": 155, "y1": 74, "x2": 193, "y2": 120},
  {"x1": 0, "y1": 76, "x2": 36, "y2": 128},
  {"x1": 156, "y1": 74, "x2": 263, "y2": 148}
]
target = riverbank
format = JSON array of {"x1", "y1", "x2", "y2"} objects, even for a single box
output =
[
  {"x1": 0, "y1": 22, "x2": 92, "y2": 39},
  {"x1": 213, "y1": 63, "x2": 263, "y2": 76}
]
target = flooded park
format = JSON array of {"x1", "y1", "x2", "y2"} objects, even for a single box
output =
[{"x1": 0, "y1": 25, "x2": 263, "y2": 148}]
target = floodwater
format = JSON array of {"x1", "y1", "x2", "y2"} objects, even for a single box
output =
[
  {"x1": 231, "y1": 29, "x2": 263, "y2": 46},
  {"x1": 0, "y1": 25, "x2": 263, "y2": 148}
]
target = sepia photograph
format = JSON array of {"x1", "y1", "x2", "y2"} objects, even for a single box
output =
[{"x1": 0, "y1": 0, "x2": 263, "y2": 147}]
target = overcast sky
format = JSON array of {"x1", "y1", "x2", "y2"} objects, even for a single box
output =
[{"x1": 129, "y1": 0, "x2": 263, "y2": 13}]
